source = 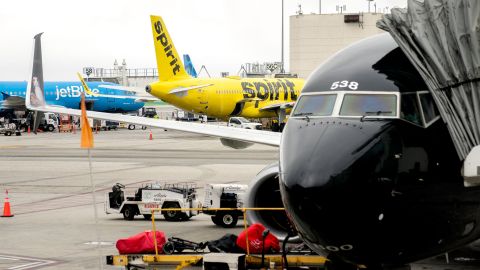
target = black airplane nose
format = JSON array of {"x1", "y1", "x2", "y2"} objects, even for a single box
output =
[
  {"x1": 279, "y1": 117, "x2": 400, "y2": 263},
  {"x1": 145, "y1": 85, "x2": 152, "y2": 93}
]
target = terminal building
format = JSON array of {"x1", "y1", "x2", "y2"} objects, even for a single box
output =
[{"x1": 289, "y1": 12, "x2": 385, "y2": 78}]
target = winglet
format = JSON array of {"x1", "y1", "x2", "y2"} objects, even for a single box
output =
[
  {"x1": 26, "y1": 32, "x2": 46, "y2": 134},
  {"x1": 76, "y1": 72, "x2": 98, "y2": 96}
]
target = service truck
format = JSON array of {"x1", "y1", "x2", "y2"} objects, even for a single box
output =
[
  {"x1": 0, "y1": 122, "x2": 21, "y2": 136},
  {"x1": 38, "y1": 112, "x2": 59, "y2": 132},
  {"x1": 105, "y1": 182, "x2": 200, "y2": 221},
  {"x1": 227, "y1": 117, "x2": 262, "y2": 130},
  {"x1": 203, "y1": 184, "x2": 248, "y2": 228}
]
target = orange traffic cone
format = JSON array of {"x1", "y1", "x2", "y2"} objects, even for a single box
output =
[
  {"x1": 1, "y1": 190, "x2": 14, "y2": 217},
  {"x1": 27, "y1": 126, "x2": 31, "y2": 134},
  {"x1": 149, "y1": 130, "x2": 153, "y2": 140}
]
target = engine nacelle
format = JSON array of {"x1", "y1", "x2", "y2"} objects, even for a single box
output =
[
  {"x1": 220, "y1": 138, "x2": 254, "y2": 149},
  {"x1": 246, "y1": 163, "x2": 299, "y2": 241}
]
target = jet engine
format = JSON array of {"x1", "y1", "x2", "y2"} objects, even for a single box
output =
[
  {"x1": 245, "y1": 163, "x2": 299, "y2": 241},
  {"x1": 219, "y1": 138, "x2": 253, "y2": 149}
]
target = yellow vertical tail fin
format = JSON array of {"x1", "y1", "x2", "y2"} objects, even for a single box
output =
[{"x1": 150, "y1": 15, "x2": 189, "y2": 81}]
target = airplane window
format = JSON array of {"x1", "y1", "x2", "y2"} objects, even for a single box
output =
[
  {"x1": 292, "y1": 94, "x2": 336, "y2": 117},
  {"x1": 419, "y1": 93, "x2": 440, "y2": 124},
  {"x1": 340, "y1": 94, "x2": 397, "y2": 117},
  {"x1": 400, "y1": 93, "x2": 422, "y2": 125}
]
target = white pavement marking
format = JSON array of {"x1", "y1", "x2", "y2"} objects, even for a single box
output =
[{"x1": 0, "y1": 254, "x2": 58, "y2": 270}]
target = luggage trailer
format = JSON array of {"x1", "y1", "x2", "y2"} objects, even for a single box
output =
[{"x1": 106, "y1": 207, "x2": 327, "y2": 269}]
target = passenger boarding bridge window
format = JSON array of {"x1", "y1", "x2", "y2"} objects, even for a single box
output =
[
  {"x1": 339, "y1": 94, "x2": 397, "y2": 117},
  {"x1": 292, "y1": 94, "x2": 336, "y2": 117},
  {"x1": 419, "y1": 93, "x2": 440, "y2": 124},
  {"x1": 400, "y1": 93, "x2": 422, "y2": 125}
]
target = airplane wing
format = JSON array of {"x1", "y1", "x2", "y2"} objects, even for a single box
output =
[
  {"x1": 168, "y1": 84, "x2": 213, "y2": 94},
  {"x1": 259, "y1": 102, "x2": 296, "y2": 111},
  {"x1": 28, "y1": 105, "x2": 281, "y2": 146},
  {"x1": 27, "y1": 33, "x2": 281, "y2": 147}
]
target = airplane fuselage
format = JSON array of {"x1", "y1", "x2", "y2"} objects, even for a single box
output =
[
  {"x1": 279, "y1": 34, "x2": 480, "y2": 268},
  {"x1": 148, "y1": 77, "x2": 304, "y2": 119},
  {"x1": 0, "y1": 81, "x2": 143, "y2": 113}
]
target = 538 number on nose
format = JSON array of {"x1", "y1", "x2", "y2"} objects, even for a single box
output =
[{"x1": 330, "y1": 81, "x2": 359, "y2": 90}]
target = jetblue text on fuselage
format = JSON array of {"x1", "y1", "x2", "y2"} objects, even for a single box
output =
[
  {"x1": 55, "y1": 85, "x2": 99, "y2": 100},
  {"x1": 154, "y1": 20, "x2": 181, "y2": 75}
]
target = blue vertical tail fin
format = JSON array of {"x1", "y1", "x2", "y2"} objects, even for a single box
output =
[{"x1": 183, "y1": 54, "x2": 198, "y2": 78}]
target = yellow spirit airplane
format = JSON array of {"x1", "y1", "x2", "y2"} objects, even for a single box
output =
[{"x1": 145, "y1": 16, "x2": 305, "y2": 122}]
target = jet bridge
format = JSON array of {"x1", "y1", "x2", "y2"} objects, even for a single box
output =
[{"x1": 378, "y1": 0, "x2": 480, "y2": 160}]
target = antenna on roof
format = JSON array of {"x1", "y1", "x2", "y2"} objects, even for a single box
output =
[
  {"x1": 296, "y1": 4, "x2": 303, "y2": 15},
  {"x1": 367, "y1": 0, "x2": 374, "y2": 13}
]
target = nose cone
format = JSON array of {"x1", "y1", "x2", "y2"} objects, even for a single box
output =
[{"x1": 280, "y1": 118, "x2": 400, "y2": 264}]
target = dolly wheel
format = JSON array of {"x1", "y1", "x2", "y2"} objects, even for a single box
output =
[
  {"x1": 211, "y1": 215, "x2": 221, "y2": 226},
  {"x1": 163, "y1": 241, "x2": 175, "y2": 254},
  {"x1": 163, "y1": 202, "x2": 182, "y2": 221},
  {"x1": 218, "y1": 211, "x2": 238, "y2": 228},
  {"x1": 122, "y1": 205, "x2": 136, "y2": 220}
]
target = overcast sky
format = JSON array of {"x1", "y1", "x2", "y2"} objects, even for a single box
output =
[{"x1": 0, "y1": 0, "x2": 407, "y2": 81}]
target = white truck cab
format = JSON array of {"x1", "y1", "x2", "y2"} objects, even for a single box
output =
[
  {"x1": 227, "y1": 117, "x2": 262, "y2": 130},
  {"x1": 40, "y1": 112, "x2": 59, "y2": 132}
]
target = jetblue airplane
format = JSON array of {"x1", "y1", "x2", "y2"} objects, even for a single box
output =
[{"x1": 0, "y1": 81, "x2": 145, "y2": 116}]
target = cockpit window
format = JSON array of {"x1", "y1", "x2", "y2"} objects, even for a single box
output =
[
  {"x1": 292, "y1": 94, "x2": 336, "y2": 117},
  {"x1": 339, "y1": 94, "x2": 397, "y2": 117},
  {"x1": 419, "y1": 93, "x2": 440, "y2": 124},
  {"x1": 400, "y1": 93, "x2": 422, "y2": 125}
]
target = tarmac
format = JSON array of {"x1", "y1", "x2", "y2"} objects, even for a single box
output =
[
  {"x1": 0, "y1": 128, "x2": 277, "y2": 270},
  {"x1": 0, "y1": 128, "x2": 478, "y2": 270}
]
